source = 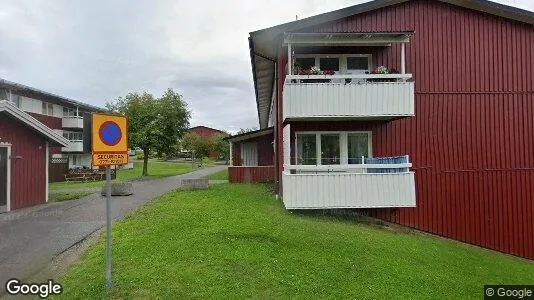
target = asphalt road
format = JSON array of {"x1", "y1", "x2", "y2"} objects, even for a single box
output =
[{"x1": 0, "y1": 165, "x2": 227, "y2": 295}]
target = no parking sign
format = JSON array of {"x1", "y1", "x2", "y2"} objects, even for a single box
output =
[{"x1": 91, "y1": 113, "x2": 129, "y2": 166}]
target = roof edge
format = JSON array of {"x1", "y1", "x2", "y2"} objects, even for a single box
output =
[
  {"x1": 226, "y1": 127, "x2": 274, "y2": 142},
  {"x1": 0, "y1": 78, "x2": 104, "y2": 112}
]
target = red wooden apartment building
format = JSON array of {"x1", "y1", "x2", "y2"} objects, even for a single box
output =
[{"x1": 228, "y1": 0, "x2": 534, "y2": 259}]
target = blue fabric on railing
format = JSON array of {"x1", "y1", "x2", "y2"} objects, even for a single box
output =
[{"x1": 365, "y1": 155, "x2": 409, "y2": 173}]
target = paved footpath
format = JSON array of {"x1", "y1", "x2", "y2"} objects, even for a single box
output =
[{"x1": 0, "y1": 165, "x2": 226, "y2": 294}]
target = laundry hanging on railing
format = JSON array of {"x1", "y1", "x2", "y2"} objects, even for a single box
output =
[{"x1": 365, "y1": 155, "x2": 409, "y2": 173}]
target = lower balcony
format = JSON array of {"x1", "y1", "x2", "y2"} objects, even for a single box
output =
[
  {"x1": 282, "y1": 157, "x2": 416, "y2": 209},
  {"x1": 62, "y1": 140, "x2": 84, "y2": 152}
]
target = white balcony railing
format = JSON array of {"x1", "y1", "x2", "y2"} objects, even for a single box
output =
[
  {"x1": 62, "y1": 140, "x2": 84, "y2": 152},
  {"x1": 283, "y1": 74, "x2": 414, "y2": 121},
  {"x1": 282, "y1": 156, "x2": 416, "y2": 209},
  {"x1": 62, "y1": 116, "x2": 84, "y2": 129}
]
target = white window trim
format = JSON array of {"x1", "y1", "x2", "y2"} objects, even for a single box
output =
[
  {"x1": 0, "y1": 143, "x2": 12, "y2": 212},
  {"x1": 45, "y1": 142, "x2": 49, "y2": 203},
  {"x1": 295, "y1": 131, "x2": 373, "y2": 166},
  {"x1": 294, "y1": 54, "x2": 373, "y2": 74}
]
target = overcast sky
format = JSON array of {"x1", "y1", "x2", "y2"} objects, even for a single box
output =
[{"x1": 1, "y1": 0, "x2": 532, "y2": 133}]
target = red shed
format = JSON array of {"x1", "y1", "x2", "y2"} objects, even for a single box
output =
[
  {"x1": 0, "y1": 101, "x2": 68, "y2": 212},
  {"x1": 243, "y1": 0, "x2": 534, "y2": 259}
]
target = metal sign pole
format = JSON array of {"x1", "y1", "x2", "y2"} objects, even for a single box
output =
[{"x1": 105, "y1": 166, "x2": 112, "y2": 289}]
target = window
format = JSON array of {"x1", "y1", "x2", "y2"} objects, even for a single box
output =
[
  {"x1": 10, "y1": 94, "x2": 20, "y2": 108},
  {"x1": 294, "y1": 57, "x2": 315, "y2": 70},
  {"x1": 347, "y1": 56, "x2": 370, "y2": 71},
  {"x1": 63, "y1": 107, "x2": 80, "y2": 117},
  {"x1": 41, "y1": 102, "x2": 54, "y2": 115},
  {"x1": 63, "y1": 131, "x2": 83, "y2": 141},
  {"x1": 320, "y1": 134, "x2": 340, "y2": 165},
  {"x1": 296, "y1": 134, "x2": 317, "y2": 165},
  {"x1": 48, "y1": 103, "x2": 54, "y2": 116},
  {"x1": 347, "y1": 133, "x2": 369, "y2": 164},
  {"x1": 319, "y1": 57, "x2": 339, "y2": 71},
  {"x1": 0, "y1": 89, "x2": 7, "y2": 100},
  {"x1": 296, "y1": 132, "x2": 372, "y2": 166},
  {"x1": 293, "y1": 54, "x2": 371, "y2": 74}
]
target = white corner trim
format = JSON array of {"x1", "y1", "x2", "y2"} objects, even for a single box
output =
[
  {"x1": 45, "y1": 141, "x2": 49, "y2": 203},
  {"x1": 1, "y1": 144, "x2": 12, "y2": 212}
]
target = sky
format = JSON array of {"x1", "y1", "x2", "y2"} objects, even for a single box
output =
[{"x1": 1, "y1": 0, "x2": 533, "y2": 133}]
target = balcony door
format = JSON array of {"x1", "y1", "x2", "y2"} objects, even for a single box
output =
[
  {"x1": 241, "y1": 142, "x2": 258, "y2": 166},
  {"x1": 295, "y1": 131, "x2": 372, "y2": 167}
]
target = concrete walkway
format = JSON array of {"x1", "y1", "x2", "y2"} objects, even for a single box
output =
[{"x1": 0, "y1": 165, "x2": 226, "y2": 295}]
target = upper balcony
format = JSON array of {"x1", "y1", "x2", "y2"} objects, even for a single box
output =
[
  {"x1": 283, "y1": 74, "x2": 414, "y2": 121},
  {"x1": 62, "y1": 116, "x2": 84, "y2": 129},
  {"x1": 282, "y1": 31, "x2": 414, "y2": 121}
]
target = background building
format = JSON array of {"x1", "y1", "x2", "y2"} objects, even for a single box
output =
[
  {"x1": 188, "y1": 125, "x2": 226, "y2": 160},
  {"x1": 0, "y1": 78, "x2": 104, "y2": 169}
]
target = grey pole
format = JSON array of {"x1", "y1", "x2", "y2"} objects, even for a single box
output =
[{"x1": 105, "y1": 166, "x2": 112, "y2": 289}]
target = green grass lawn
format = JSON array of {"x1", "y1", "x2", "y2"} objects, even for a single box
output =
[
  {"x1": 56, "y1": 184, "x2": 534, "y2": 299},
  {"x1": 50, "y1": 160, "x2": 193, "y2": 191},
  {"x1": 49, "y1": 191, "x2": 94, "y2": 202},
  {"x1": 205, "y1": 168, "x2": 228, "y2": 180}
]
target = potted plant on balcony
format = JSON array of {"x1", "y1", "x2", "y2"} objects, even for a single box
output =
[
  {"x1": 366, "y1": 66, "x2": 400, "y2": 82},
  {"x1": 298, "y1": 67, "x2": 335, "y2": 83}
]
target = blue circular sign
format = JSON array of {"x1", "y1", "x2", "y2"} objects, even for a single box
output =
[{"x1": 99, "y1": 121, "x2": 122, "y2": 146}]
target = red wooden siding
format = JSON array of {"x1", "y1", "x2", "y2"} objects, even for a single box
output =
[
  {"x1": 229, "y1": 166, "x2": 275, "y2": 183},
  {"x1": 275, "y1": 0, "x2": 534, "y2": 259},
  {"x1": 28, "y1": 112, "x2": 62, "y2": 155},
  {"x1": 0, "y1": 113, "x2": 47, "y2": 210},
  {"x1": 232, "y1": 133, "x2": 274, "y2": 166}
]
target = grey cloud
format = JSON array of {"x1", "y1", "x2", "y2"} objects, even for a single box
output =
[{"x1": 1, "y1": 0, "x2": 533, "y2": 132}]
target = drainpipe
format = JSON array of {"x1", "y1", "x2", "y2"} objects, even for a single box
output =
[{"x1": 249, "y1": 39, "x2": 279, "y2": 197}]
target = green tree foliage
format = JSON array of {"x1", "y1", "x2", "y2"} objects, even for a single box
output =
[
  {"x1": 106, "y1": 89, "x2": 190, "y2": 176},
  {"x1": 236, "y1": 127, "x2": 258, "y2": 135},
  {"x1": 181, "y1": 132, "x2": 214, "y2": 161},
  {"x1": 213, "y1": 132, "x2": 230, "y2": 162}
]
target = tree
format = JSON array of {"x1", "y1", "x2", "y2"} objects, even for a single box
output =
[
  {"x1": 236, "y1": 127, "x2": 258, "y2": 135},
  {"x1": 106, "y1": 89, "x2": 190, "y2": 176},
  {"x1": 212, "y1": 132, "x2": 230, "y2": 162},
  {"x1": 181, "y1": 132, "x2": 214, "y2": 161}
]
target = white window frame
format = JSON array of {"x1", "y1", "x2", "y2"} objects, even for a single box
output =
[
  {"x1": 62, "y1": 131, "x2": 83, "y2": 141},
  {"x1": 295, "y1": 131, "x2": 372, "y2": 166},
  {"x1": 294, "y1": 54, "x2": 373, "y2": 74}
]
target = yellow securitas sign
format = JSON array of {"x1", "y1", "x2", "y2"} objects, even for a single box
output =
[
  {"x1": 92, "y1": 113, "x2": 128, "y2": 153},
  {"x1": 92, "y1": 153, "x2": 128, "y2": 166},
  {"x1": 92, "y1": 113, "x2": 129, "y2": 166}
]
